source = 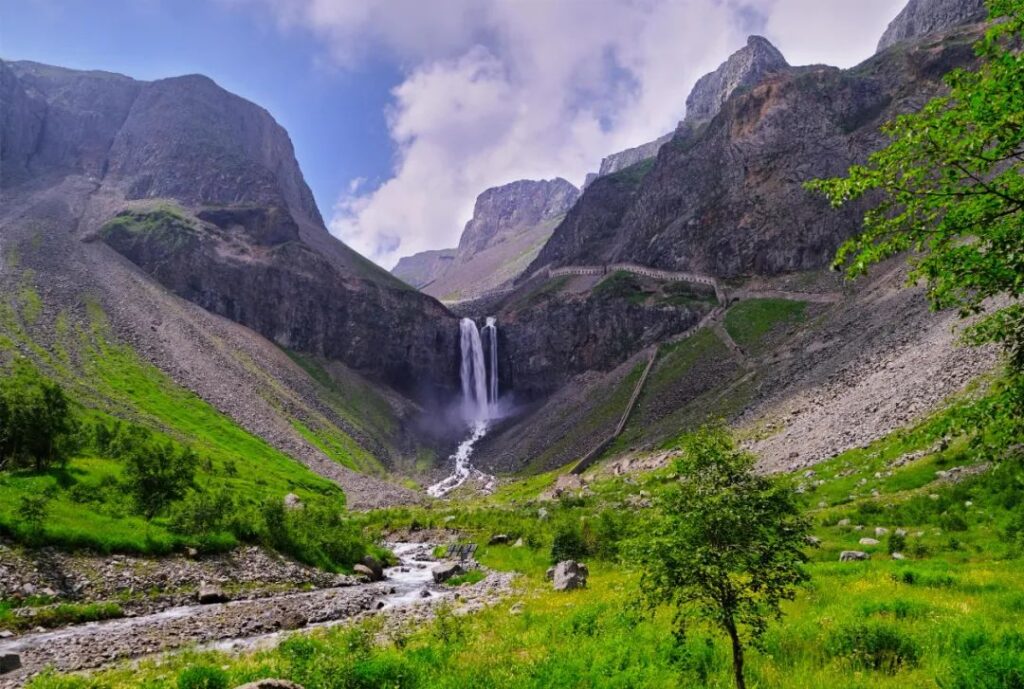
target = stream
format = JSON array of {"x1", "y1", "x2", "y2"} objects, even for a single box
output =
[{"x1": 0, "y1": 542, "x2": 508, "y2": 688}]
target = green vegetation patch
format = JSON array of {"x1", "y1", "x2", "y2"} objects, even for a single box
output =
[
  {"x1": 592, "y1": 271, "x2": 650, "y2": 304},
  {"x1": 724, "y1": 298, "x2": 807, "y2": 353},
  {"x1": 99, "y1": 206, "x2": 198, "y2": 252}
]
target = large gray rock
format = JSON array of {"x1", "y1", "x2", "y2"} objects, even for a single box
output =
[
  {"x1": 877, "y1": 0, "x2": 987, "y2": 52},
  {"x1": 552, "y1": 560, "x2": 589, "y2": 591},
  {"x1": 431, "y1": 561, "x2": 464, "y2": 583},
  {"x1": 683, "y1": 35, "x2": 789, "y2": 128},
  {"x1": 840, "y1": 551, "x2": 870, "y2": 562}
]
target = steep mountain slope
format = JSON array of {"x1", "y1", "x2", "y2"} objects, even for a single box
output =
[
  {"x1": 393, "y1": 178, "x2": 579, "y2": 301},
  {"x1": 529, "y1": 21, "x2": 985, "y2": 279},
  {"x1": 392, "y1": 248, "x2": 456, "y2": 289},
  {"x1": 0, "y1": 59, "x2": 463, "y2": 504}
]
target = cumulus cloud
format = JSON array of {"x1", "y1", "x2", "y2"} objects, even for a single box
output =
[{"x1": 240, "y1": 0, "x2": 907, "y2": 268}]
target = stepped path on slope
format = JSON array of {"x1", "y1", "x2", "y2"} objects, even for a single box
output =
[{"x1": 569, "y1": 306, "x2": 726, "y2": 475}]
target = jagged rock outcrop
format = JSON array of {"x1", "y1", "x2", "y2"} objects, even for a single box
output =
[
  {"x1": 0, "y1": 59, "x2": 460, "y2": 401},
  {"x1": 392, "y1": 248, "x2": 456, "y2": 289},
  {"x1": 683, "y1": 35, "x2": 789, "y2": 128},
  {"x1": 395, "y1": 178, "x2": 579, "y2": 301},
  {"x1": 530, "y1": 24, "x2": 983, "y2": 279},
  {"x1": 877, "y1": 0, "x2": 986, "y2": 52},
  {"x1": 596, "y1": 133, "x2": 673, "y2": 178}
]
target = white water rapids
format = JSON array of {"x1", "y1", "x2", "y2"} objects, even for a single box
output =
[{"x1": 428, "y1": 317, "x2": 500, "y2": 498}]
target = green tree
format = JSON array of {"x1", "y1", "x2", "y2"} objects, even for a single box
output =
[
  {"x1": 0, "y1": 360, "x2": 77, "y2": 471},
  {"x1": 17, "y1": 494, "x2": 49, "y2": 542},
  {"x1": 808, "y1": 0, "x2": 1024, "y2": 459},
  {"x1": 122, "y1": 440, "x2": 197, "y2": 520},
  {"x1": 634, "y1": 427, "x2": 810, "y2": 689}
]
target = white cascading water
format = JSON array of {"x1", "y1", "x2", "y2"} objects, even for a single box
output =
[
  {"x1": 483, "y1": 316, "x2": 498, "y2": 407},
  {"x1": 428, "y1": 317, "x2": 499, "y2": 498}
]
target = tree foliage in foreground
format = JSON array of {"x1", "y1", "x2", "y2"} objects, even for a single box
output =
[
  {"x1": 809, "y1": 0, "x2": 1024, "y2": 461},
  {"x1": 633, "y1": 426, "x2": 810, "y2": 689}
]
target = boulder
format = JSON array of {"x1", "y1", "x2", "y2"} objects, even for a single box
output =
[
  {"x1": 513, "y1": 538, "x2": 524, "y2": 548},
  {"x1": 197, "y1": 583, "x2": 228, "y2": 604},
  {"x1": 488, "y1": 534, "x2": 511, "y2": 545},
  {"x1": 283, "y1": 493, "x2": 303, "y2": 510},
  {"x1": 552, "y1": 560, "x2": 589, "y2": 591},
  {"x1": 837, "y1": 519, "x2": 851, "y2": 527},
  {"x1": 874, "y1": 527, "x2": 889, "y2": 537},
  {"x1": 361, "y1": 555, "x2": 385, "y2": 581},
  {"x1": 805, "y1": 536, "x2": 822, "y2": 547},
  {"x1": 892, "y1": 552, "x2": 907, "y2": 560},
  {"x1": 859, "y1": 538, "x2": 880, "y2": 546},
  {"x1": 840, "y1": 551, "x2": 870, "y2": 562},
  {"x1": 432, "y1": 561, "x2": 463, "y2": 583},
  {"x1": 353, "y1": 564, "x2": 376, "y2": 581},
  {"x1": 0, "y1": 653, "x2": 21, "y2": 674},
  {"x1": 234, "y1": 681, "x2": 305, "y2": 689}
]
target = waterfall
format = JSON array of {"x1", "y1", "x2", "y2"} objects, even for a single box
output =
[
  {"x1": 459, "y1": 318, "x2": 489, "y2": 420},
  {"x1": 483, "y1": 316, "x2": 499, "y2": 408},
  {"x1": 428, "y1": 317, "x2": 500, "y2": 498}
]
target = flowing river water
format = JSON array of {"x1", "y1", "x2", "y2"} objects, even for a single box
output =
[{"x1": 0, "y1": 543, "x2": 510, "y2": 688}]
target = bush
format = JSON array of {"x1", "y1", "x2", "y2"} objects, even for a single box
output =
[
  {"x1": 177, "y1": 665, "x2": 228, "y2": 689},
  {"x1": 887, "y1": 531, "x2": 907, "y2": 555},
  {"x1": 169, "y1": 488, "x2": 235, "y2": 537},
  {"x1": 122, "y1": 438, "x2": 197, "y2": 519},
  {"x1": 551, "y1": 523, "x2": 588, "y2": 563},
  {"x1": 261, "y1": 498, "x2": 368, "y2": 571},
  {"x1": 945, "y1": 633, "x2": 1024, "y2": 689},
  {"x1": 825, "y1": 622, "x2": 921, "y2": 673}
]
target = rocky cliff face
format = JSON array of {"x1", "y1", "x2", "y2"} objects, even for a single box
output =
[
  {"x1": 456, "y1": 178, "x2": 579, "y2": 260},
  {"x1": 392, "y1": 249, "x2": 456, "y2": 289},
  {"x1": 877, "y1": 0, "x2": 986, "y2": 52},
  {"x1": 683, "y1": 35, "x2": 789, "y2": 128},
  {"x1": 531, "y1": 24, "x2": 983, "y2": 279},
  {"x1": 1, "y1": 59, "x2": 460, "y2": 401}
]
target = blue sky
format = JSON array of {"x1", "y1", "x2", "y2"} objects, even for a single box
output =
[
  {"x1": 1, "y1": 0, "x2": 399, "y2": 216},
  {"x1": 2, "y1": 0, "x2": 905, "y2": 268}
]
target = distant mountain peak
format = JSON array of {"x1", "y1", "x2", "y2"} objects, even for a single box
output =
[
  {"x1": 683, "y1": 34, "x2": 788, "y2": 127},
  {"x1": 877, "y1": 0, "x2": 987, "y2": 53}
]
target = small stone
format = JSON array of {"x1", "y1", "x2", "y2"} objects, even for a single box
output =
[
  {"x1": 874, "y1": 527, "x2": 889, "y2": 537},
  {"x1": 0, "y1": 653, "x2": 21, "y2": 674},
  {"x1": 839, "y1": 551, "x2": 870, "y2": 562},
  {"x1": 837, "y1": 518, "x2": 851, "y2": 527},
  {"x1": 488, "y1": 534, "x2": 510, "y2": 545},
  {"x1": 891, "y1": 552, "x2": 907, "y2": 560},
  {"x1": 283, "y1": 493, "x2": 303, "y2": 510},
  {"x1": 197, "y1": 583, "x2": 228, "y2": 604},
  {"x1": 859, "y1": 538, "x2": 880, "y2": 546}
]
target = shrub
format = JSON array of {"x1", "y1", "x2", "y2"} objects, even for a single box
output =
[
  {"x1": 887, "y1": 531, "x2": 907, "y2": 555},
  {"x1": 825, "y1": 622, "x2": 921, "y2": 673},
  {"x1": 945, "y1": 633, "x2": 1024, "y2": 689},
  {"x1": 551, "y1": 523, "x2": 588, "y2": 563},
  {"x1": 122, "y1": 438, "x2": 197, "y2": 519},
  {"x1": 169, "y1": 488, "x2": 235, "y2": 536},
  {"x1": 0, "y1": 360, "x2": 77, "y2": 472},
  {"x1": 17, "y1": 495, "x2": 49, "y2": 541},
  {"x1": 177, "y1": 665, "x2": 228, "y2": 689},
  {"x1": 261, "y1": 497, "x2": 368, "y2": 571}
]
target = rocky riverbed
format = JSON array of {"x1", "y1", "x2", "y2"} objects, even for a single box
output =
[{"x1": 0, "y1": 543, "x2": 514, "y2": 688}]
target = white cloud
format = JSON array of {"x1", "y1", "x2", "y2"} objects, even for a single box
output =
[{"x1": 240, "y1": 0, "x2": 907, "y2": 268}]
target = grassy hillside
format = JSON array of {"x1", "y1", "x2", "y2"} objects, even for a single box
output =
[
  {"x1": 0, "y1": 272, "x2": 377, "y2": 568},
  {"x1": 33, "y1": 388, "x2": 1024, "y2": 688}
]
